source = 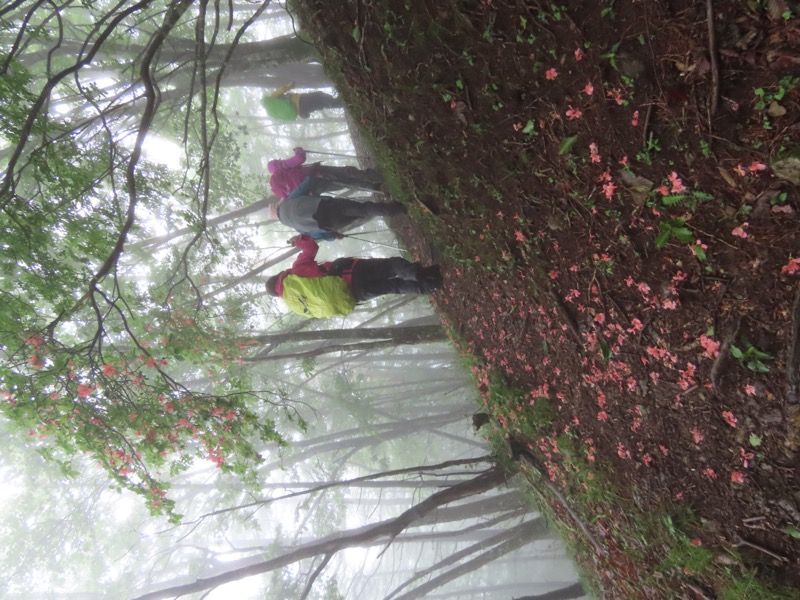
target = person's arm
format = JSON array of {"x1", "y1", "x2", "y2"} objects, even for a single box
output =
[
  {"x1": 270, "y1": 81, "x2": 295, "y2": 98},
  {"x1": 280, "y1": 146, "x2": 307, "y2": 171},
  {"x1": 292, "y1": 233, "x2": 319, "y2": 264}
]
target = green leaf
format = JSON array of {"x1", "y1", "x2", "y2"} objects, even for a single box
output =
[
  {"x1": 351, "y1": 25, "x2": 361, "y2": 42},
  {"x1": 748, "y1": 433, "x2": 762, "y2": 448},
  {"x1": 522, "y1": 120, "x2": 536, "y2": 135},
  {"x1": 672, "y1": 227, "x2": 694, "y2": 243},
  {"x1": 785, "y1": 526, "x2": 800, "y2": 540},
  {"x1": 729, "y1": 344, "x2": 744, "y2": 359},
  {"x1": 661, "y1": 194, "x2": 686, "y2": 206},
  {"x1": 655, "y1": 228, "x2": 671, "y2": 249},
  {"x1": 559, "y1": 135, "x2": 579, "y2": 155},
  {"x1": 692, "y1": 245, "x2": 706, "y2": 261}
]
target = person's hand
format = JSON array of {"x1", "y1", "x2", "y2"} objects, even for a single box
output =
[
  {"x1": 293, "y1": 146, "x2": 304, "y2": 153},
  {"x1": 334, "y1": 232, "x2": 345, "y2": 240}
]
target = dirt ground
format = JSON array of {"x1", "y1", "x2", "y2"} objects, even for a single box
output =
[{"x1": 296, "y1": 0, "x2": 800, "y2": 597}]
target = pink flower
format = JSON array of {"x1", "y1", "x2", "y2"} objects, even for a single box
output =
[
  {"x1": 515, "y1": 230, "x2": 525, "y2": 241},
  {"x1": 733, "y1": 164, "x2": 747, "y2": 177},
  {"x1": 731, "y1": 471, "x2": 745, "y2": 484},
  {"x1": 722, "y1": 410, "x2": 738, "y2": 428},
  {"x1": 77, "y1": 384, "x2": 94, "y2": 397},
  {"x1": 575, "y1": 48, "x2": 584, "y2": 61},
  {"x1": 631, "y1": 110, "x2": 639, "y2": 126},
  {"x1": 603, "y1": 181, "x2": 616, "y2": 200},
  {"x1": 565, "y1": 106, "x2": 582, "y2": 120},
  {"x1": 691, "y1": 427, "x2": 704, "y2": 444},
  {"x1": 781, "y1": 257, "x2": 800, "y2": 274},
  {"x1": 747, "y1": 161, "x2": 767, "y2": 173},
  {"x1": 589, "y1": 142, "x2": 601, "y2": 163},
  {"x1": 545, "y1": 68, "x2": 558, "y2": 80},
  {"x1": 703, "y1": 468, "x2": 717, "y2": 479},
  {"x1": 102, "y1": 364, "x2": 117, "y2": 376},
  {"x1": 597, "y1": 410, "x2": 609, "y2": 421},
  {"x1": 744, "y1": 384, "x2": 756, "y2": 396},
  {"x1": 619, "y1": 155, "x2": 628, "y2": 166},
  {"x1": 606, "y1": 88, "x2": 624, "y2": 105},
  {"x1": 583, "y1": 81, "x2": 594, "y2": 95},
  {"x1": 731, "y1": 223, "x2": 749, "y2": 239},
  {"x1": 668, "y1": 171, "x2": 686, "y2": 193}
]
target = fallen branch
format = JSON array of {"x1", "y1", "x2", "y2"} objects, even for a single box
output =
[{"x1": 706, "y1": 0, "x2": 720, "y2": 121}]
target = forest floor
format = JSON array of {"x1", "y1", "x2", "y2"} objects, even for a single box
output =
[{"x1": 294, "y1": 0, "x2": 800, "y2": 598}]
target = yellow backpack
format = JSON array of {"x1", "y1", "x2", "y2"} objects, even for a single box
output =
[{"x1": 282, "y1": 274, "x2": 357, "y2": 318}]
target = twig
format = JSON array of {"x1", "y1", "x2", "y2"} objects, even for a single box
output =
[
  {"x1": 706, "y1": 0, "x2": 720, "y2": 122},
  {"x1": 786, "y1": 285, "x2": 800, "y2": 403},
  {"x1": 710, "y1": 318, "x2": 740, "y2": 392},
  {"x1": 734, "y1": 536, "x2": 788, "y2": 563}
]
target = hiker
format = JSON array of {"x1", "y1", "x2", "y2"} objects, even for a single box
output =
[
  {"x1": 268, "y1": 194, "x2": 406, "y2": 241},
  {"x1": 268, "y1": 147, "x2": 382, "y2": 200},
  {"x1": 262, "y1": 82, "x2": 342, "y2": 121},
  {"x1": 265, "y1": 234, "x2": 442, "y2": 318}
]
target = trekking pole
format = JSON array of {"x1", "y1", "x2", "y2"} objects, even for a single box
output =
[
  {"x1": 304, "y1": 149, "x2": 360, "y2": 159},
  {"x1": 339, "y1": 233, "x2": 410, "y2": 254}
]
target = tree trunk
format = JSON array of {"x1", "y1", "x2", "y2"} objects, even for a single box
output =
[
  {"x1": 512, "y1": 583, "x2": 587, "y2": 600},
  {"x1": 391, "y1": 518, "x2": 549, "y2": 600},
  {"x1": 131, "y1": 467, "x2": 510, "y2": 600}
]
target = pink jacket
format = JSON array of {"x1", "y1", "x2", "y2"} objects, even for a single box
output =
[
  {"x1": 268, "y1": 148, "x2": 314, "y2": 199},
  {"x1": 275, "y1": 235, "x2": 333, "y2": 296}
]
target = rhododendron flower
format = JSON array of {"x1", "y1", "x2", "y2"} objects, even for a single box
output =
[
  {"x1": 691, "y1": 427, "x2": 704, "y2": 444},
  {"x1": 102, "y1": 364, "x2": 117, "y2": 376},
  {"x1": 514, "y1": 230, "x2": 525, "y2": 241},
  {"x1": 698, "y1": 335, "x2": 720, "y2": 357},
  {"x1": 77, "y1": 384, "x2": 94, "y2": 397},
  {"x1": 606, "y1": 88, "x2": 624, "y2": 105},
  {"x1": 603, "y1": 181, "x2": 617, "y2": 199},
  {"x1": 747, "y1": 161, "x2": 767, "y2": 173},
  {"x1": 731, "y1": 471, "x2": 745, "y2": 484},
  {"x1": 545, "y1": 68, "x2": 558, "y2": 80},
  {"x1": 731, "y1": 223, "x2": 749, "y2": 239},
  {"x1": 575, "y1": 48, "x2": 584, "y2": 61},
  {"x1": 583, "y1": 81, "x2": 594, "y2": 95},
  {"x1": 722, "y1": 410, "x2": 738, "y2": 428},
  {"x1": 619, "y1": 155, "x2": 628, "y2": 166},
  {"x1": 744, "y1": 384, "x2": 756, "y2": 396},
  {"x1": 668, "y1": 171, "x2": 686, "y2": 193},
  {"x1": 565, "y1": 106, "x2": 582, "y2": 120},
  {"x1": 703, "y1": 468, "x2": 717, "y2": 479},
  {"x1": 631, "y1": 110, "x2": 639, "y2": 126},
  {"x1": 739, "y1": 447, "x2": 754, "y2": 468},
  {"x1": 589, "y1": 142, "x2": 601, "y2": 163},
  {"x1": 781, "y1": 257, "x2": 800, "y2": 274}
]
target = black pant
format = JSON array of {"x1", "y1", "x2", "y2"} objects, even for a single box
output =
[
  {"x1": 313, "y1": 198, "x2": 404, "y2": 232},
  {"x1": 297, "y1": 92, "x2": 342, "y2": 117},
  {"x1": 330, "y1": 258, "x2": 433, "y2": 302}
]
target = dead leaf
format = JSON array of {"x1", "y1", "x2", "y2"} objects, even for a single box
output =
[
  {"x1": 619, "y1": 170, "x2": 654, "y2": 206},
  {"x1": 718, "y1": 167, "x2": 738, "y2": 189},
  {"x1": 767, "y1": 101, "x2": 787, "y2": 118}
]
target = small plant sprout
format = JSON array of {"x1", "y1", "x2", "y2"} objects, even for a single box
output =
[{"x1": 729, "y1": 338, "x2": 773, "y2": 373}]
